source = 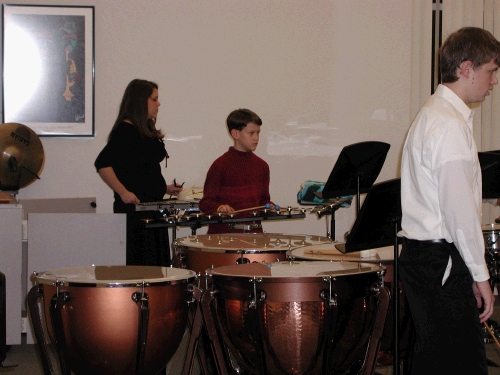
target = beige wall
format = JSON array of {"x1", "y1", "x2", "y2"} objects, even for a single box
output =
[{"x1": 3, "y1": 0, "x2": 413, "y2": 240}]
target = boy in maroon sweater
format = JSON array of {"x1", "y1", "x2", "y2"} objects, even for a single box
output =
[{"x1": 199, "y1": 108, "x2": 274, "y2": 234}]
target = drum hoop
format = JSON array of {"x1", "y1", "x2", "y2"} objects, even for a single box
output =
[
  {"x1": 175, "y1": 234, "x2": 332, "y2": 247},
  {"x1": 211, "y1": 274, "x2": 379, "y2": 284},
  {"x1": 182, "y1": 248, "x2": 289, "y2": 254},
  {"x1": 482, "y1": 224, "x2": 500, "y2": 232},
  {"x1": 210, "y1": 263, "x2": 384, "y2": 280},
  {"x1": 35, "y1": 276, "x2": 197, "y2": 288}
]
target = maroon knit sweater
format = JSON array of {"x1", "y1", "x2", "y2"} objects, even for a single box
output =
[{"x1": 199, "y1": 147, "x2": 272, "y2": 234}]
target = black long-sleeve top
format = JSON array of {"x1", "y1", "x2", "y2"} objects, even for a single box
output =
[{"x1": 94, "y1": 121, "x2": 167, "y2": 213}]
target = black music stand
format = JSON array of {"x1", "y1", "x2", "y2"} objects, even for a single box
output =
[
  {"x1": 315, "y1": 141, "x2": 390, "y2": 240},
  {"x1": 335, "y1": 178, "x2": 402, "y2": 375},
  {"x1": 484, "y1": 149, "x2": 500, "y2": 157},
  {"x1": 479, "y1": 151, "x2": 500, "y2": 199},
  {"x1": 319, "y1": 141, "x2": 390, "y2": 211}
]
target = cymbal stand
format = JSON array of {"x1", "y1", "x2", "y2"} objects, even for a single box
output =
[
  {"x1": 0, "y1": 190, "x2": 19, "y2": 204},
  {"x1": 0, "y1": 166, "x2": 40, "y2": 196}
]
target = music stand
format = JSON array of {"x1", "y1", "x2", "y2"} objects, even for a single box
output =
[
  {"x1": 335, "y1": 178, "x2": 402, "y2": 375},
  {"x1": 315, "y1": 141, "x2": 390, "y2": 240},
  {"x1": 478, "y1": 151, "x2": 500, "y2": 199},
  {"x1": 484, "y1": 149, "x2": 500, "y2": 155}
]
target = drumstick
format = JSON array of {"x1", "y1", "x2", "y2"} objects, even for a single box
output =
[
  {"x1": 216, "y1": 203, "x2": 280, "y2": 215},
  {"x1": 304, "y1": 250, "x2": 360, "y2": 258},
  {"x1": 484, "y1": 322, "x2": 500, "y2": 349},
  {"x1": 217, "y1": 205, "x2": 270, "y2": 215},
  {"x1": 219, "y1": 205, "x2": 268, "y2": 215}
]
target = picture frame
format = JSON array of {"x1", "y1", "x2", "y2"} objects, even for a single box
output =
[{"x1": 2, "y1": 4, "x2": 95, "y2": 137}]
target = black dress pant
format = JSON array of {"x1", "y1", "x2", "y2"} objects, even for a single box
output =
[
  {"x1": 115, "y1": 203, "x2": 170, "y2": 267},
  {"x1": 398, "y1": 240, "x2": 487, "y2": 375},
  {"x1": 126, "y1": 211, "x2": 170, "y2": 266}
]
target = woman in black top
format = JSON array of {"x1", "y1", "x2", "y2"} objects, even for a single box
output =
[{"x1": 95, "y1": 79, "x2": 181, "y2": 266}]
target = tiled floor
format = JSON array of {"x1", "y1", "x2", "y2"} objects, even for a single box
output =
[
  {"x1": 3, "y1": 307, "x2": 500, "y2": 374},
  {"x1": 0, "y1": 330, "x2": 191, "y2": 374}
]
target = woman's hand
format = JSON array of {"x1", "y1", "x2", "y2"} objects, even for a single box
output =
[
  {"x1": 120, "y1": 190, "x2": 140, "y2": 204},
  {"x1": 167, "y1": 184, "x2": 183, "y2": 196},
  {"x1": 98, "y1": 167, "x2": 140, "y2": 204}
]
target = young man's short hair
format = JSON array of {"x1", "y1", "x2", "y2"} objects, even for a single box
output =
[{"x1": 440, "y1": 27, "x2": 500, "y2": 83}]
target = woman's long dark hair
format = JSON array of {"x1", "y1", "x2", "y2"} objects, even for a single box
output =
[{"x1": 109, "y1": 79, "x2": 164, "y2": 141}]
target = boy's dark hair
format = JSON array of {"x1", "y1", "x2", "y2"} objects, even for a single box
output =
[
  {"x1": 440, "y1": 27, "x2": 500, "y2": 83},
  {"x1": 226, "y1": 108, "x2": 262, "y2": 132}
]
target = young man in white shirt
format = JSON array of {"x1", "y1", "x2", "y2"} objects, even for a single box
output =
[{"x1": 399, "y1": 27, "x2": 500, "y2": 374}]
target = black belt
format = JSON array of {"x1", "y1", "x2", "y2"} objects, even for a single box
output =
[{"x1": 402, "y1": 238, "x2": 448, "y2": 247}]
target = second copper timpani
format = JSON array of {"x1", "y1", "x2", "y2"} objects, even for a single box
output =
[
  {"x1": 172, "y1": 232, "x2": 333, "y2": 276},
  {"x1": 202, "y1": 261, "x2": 389, "y2": 375}
]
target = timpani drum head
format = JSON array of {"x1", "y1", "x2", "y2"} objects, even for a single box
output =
[
  {"x1": 34, "y1": 265, "x2": 195, "y2": 286},
  {"x1": 210, "y1": 260, "x2": 382, "y2": 279},
  {"x1": 174, "y1": 233, "x2": 332, "y2": 275},
  {"x1": 287, "y1": 243, "x2": 397, "y2": 283}
]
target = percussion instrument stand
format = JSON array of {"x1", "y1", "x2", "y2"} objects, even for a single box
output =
[
  {"x1": 182, "y1": 285, "x2": 211, "y2": 375},
  {"x1": 314, "y1": 198, "x2": 352, "y2": 241},
  {"x1": 479, "y1": 151, "x2": 500, "y2": 356},
  {"x1": 334, "y1": 178, "x2": 402, "y2": 375},
  {"x1": 484, "y1": 254, "x2": 500, "y2": 367},
  {"x1": 316, "y1": 141, "x2": 390, "y2": 240}
]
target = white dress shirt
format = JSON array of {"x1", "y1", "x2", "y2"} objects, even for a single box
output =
[{"x1": 400, "y1": 84, "x2": 489, "y2": 282}]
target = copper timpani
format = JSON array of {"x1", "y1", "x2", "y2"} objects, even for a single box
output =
[
  {"x1": 28, "y1": 265, "x2": 196, "y2": 375},
  {"x1": 172, "y1": 232, "x2": 333, "y2": 276},
  {"x1": 202, "y1": 261, "x2": 389, "y2": 375}
]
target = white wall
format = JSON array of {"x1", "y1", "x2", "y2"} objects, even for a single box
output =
[{"x1": 4, "y1": 0, "x2": 413, "y2": 241}]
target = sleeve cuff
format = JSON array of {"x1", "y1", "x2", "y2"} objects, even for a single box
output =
[{"x1": 469, "y1": 263, "x2": 490, "y2": 282}]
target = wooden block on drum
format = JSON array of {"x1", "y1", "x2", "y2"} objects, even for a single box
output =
[{"x1": 303, "y1": 249, "x2": 380, "y2": 259}]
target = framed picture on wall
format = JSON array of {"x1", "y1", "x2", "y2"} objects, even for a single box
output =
[{"x1": 2, "y1": 4, "x2": 95, "y2": 137}]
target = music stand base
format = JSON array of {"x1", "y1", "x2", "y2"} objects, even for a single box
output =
[
  {"x1": 487, "y1": 359, "x2": 500, "y2": 367},
  {"x1": 0, "y1": 359, "x2": 18, "y2": 368}
]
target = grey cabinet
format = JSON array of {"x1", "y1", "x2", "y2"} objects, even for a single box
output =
[
  {"x1": 25, "y1": 212, "x2": 126, "y2": 344},
  {"x1": 0, "y1": 205, "x2": 22, "y2": 345}
]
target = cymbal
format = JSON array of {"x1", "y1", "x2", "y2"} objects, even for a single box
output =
[{"x1": 0, "y1": 123, "x2": 44, "y2": 190}]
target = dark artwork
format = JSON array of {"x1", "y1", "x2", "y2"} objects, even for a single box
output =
[{"x1": 9, "y1": 14, "x2": 86, "y2": 123}]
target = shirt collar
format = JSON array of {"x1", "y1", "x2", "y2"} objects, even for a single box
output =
[{"x1": 435, "y1": 84, "x2": 474, "y2": 128}]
